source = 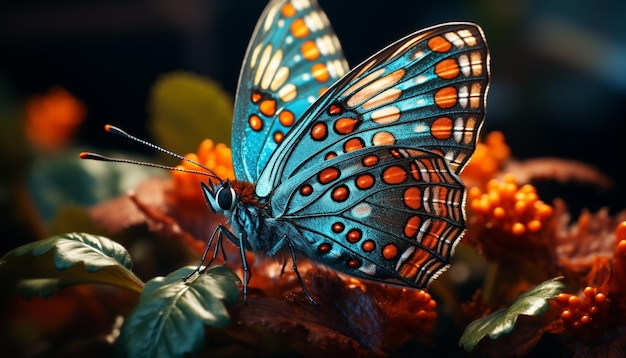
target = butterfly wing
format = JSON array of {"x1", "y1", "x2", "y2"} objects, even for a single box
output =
[
  {"x1": 232, "y1": 0, "x2": 349, "y2": 182},
  {"x1": 270, "y1": 146, "x2": 466, "y2": 287},
  {"x1": 257, "y1": 23, "x2": 489, "y2": 197}
]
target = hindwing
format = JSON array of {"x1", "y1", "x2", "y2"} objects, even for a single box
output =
[{"x1": 270, "y1": 146, "x2": 466, "y2": 287}]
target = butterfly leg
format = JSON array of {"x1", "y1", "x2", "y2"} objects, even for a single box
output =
[
  {"x1": 235, "y1": 231, "x2": 252, "y2": 303},
  {"x1": 183, "y1": 224, "x2": 229, "y2": 280},
  {"x1": 287, "y1": 239, "x2": 318, "y2": 305}
]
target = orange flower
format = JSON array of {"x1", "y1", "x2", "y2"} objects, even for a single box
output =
[
  {"x1": 171, "y1": 139, "x2": 235, "y2": 205},
  {"x1": 468, "y1": 173, "x2": 553, "y2": 237},
  {"x1": 462, "y1": 131, "x2": 511, "y2": 186},
  {"x1": 24, "y1": 86, "x2": 86, "y2": 151},
  {"x1": 464, "y1": 174, "x2": 558, "y2": 282}
]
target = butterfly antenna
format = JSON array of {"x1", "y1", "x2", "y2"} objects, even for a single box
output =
[{"x1": 80, "y1": 124, "x2": 222, "y2": 181}]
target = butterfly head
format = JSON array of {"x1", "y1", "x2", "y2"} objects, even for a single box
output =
[{"x1": 201, "y1": 179, "x2": 237, "y2": 215}]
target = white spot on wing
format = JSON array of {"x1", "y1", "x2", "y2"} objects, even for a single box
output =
[
  {"x1": 459, "y1": 54, "x2": 470, "y2": 77},
  {"x1": 453, "y1": 117, "x2": 464, "y2": 143},
  {"x1": 351, "y1": 203, "x2": 372, "y2": 218},
  {"x1": 278, "y1": 83, "x2": 297, "y2": 102},
  {"x1": 444, "y1": 31, "x2": 464, "y2": 48},
  {"x1": 415, "y1": 75, "x2": 428, "y2": 84},
  {"x1": 414, "y1": 123, "x2": 429, "y2": 133},
  {"x1": 459, "y1": 29, "x2": 477, "y2": 46},
  {"x1": 359, "y1": 262, "x2": 377, "y2": 276},
  {"x1": 458, "y1": 85, "x2": 469, "y2": 108}
]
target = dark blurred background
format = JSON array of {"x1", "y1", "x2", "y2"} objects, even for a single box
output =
[{"x1": 1, "y1": 0, "x2": 625, "y2": 214}]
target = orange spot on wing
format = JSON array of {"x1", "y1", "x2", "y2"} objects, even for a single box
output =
[
  {"x1": 404, "y1": 187, "x2": 422, "y2": 210},
  {"x1": 347, "y1": 228, "x2": 362, "y2": 243},
  {"x1": 248, "y1": 115, "x2": 263, "y2": 131},
  {"x1": 355, "y1": 174, "x2": 375, "y2": 190},
  {"x1": 383, "y1": 166, "x2": 408, "y2": 184},
  {"x1": 251, "y1": 91, "x2": 262, "y2": 103},
  {"x1": 344, "y1": 137, "x2": 364, "y2": 152},
  {"x1": 300, "y1": 184, "x2": 313, "y2": 196},
  {"x1": 273, "y1": 131, "x2": 284, "y2": 144},
  {"x1": 279, "y1": 110, "x2": 295, "y2": 127},
  {"x1": 435, "y1": 58, "x2": 460, "y2": 79},
  {"x1": 332, "y1": 222, "x2": 345, "y2": 233},
  {"x1": 431, "y1": 117, "x2": 453, "y2": 139},
  {"x1": 347, "y1": 259, "x2": 361, "y2": 268},
  {"x1": 404, "y1": 216, "x2": 422, "y2": 238},
  {"x1": 362, "y1": 155, "x2": 379, "y2": 167},
  {"x1": 318, "y1": 243, "x2": 331, "y2": 253},
  {"x1": 382, "y1": 244, "x2": 398, "y2": 260},
  {"x1": 334, "y1": 117, "x2": 359, "y2": 135},
  {"x1": 291, "y1": 18, "x2": 310, "y2": 38},
  {"x1": 312, "y1": 63, "x2": 330, "y2": 83},
  {"x1": 328, "y1": 104, "x2": 342, "y2": 115},
  {"x1": 332, "y1": 185, "x2": 350, "y2": 202},
  {"x1": 318, "y1": 167, "x2": 340, "y2": 184},
  {"x1": 410, "y1": 163, "x2": 421, "y2": 180},
  {"x1": 311, "y1": 122, "x2": 328, "y2": 141},
  {"x1": 259, "y1": 99, "x2": 277, "y2": 116},
  {"x1": 301, "y1": 40, "x2": 320, "y2": 61},
  {"x1": 362, "y1": 240, "x2": 376, "y2": 252},
  {"x1": 281, "y1": 3, "x2": 296, "y2": 17},
  {"x1": 428, "y1": 36, "x2": 452, "y2": 52},
  {"x1": 434, "y1": 87, "x2": 457, "y2": 109}
]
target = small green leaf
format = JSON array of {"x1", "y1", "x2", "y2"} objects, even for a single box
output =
[
  {"x1": 0, "y1": 232, "x2": 144, "y2": 298},
  {"x1": 459, "y1": 277, "x2": 564, "y2": 352},
  {"x1": 116, "y1": 266, "x2": 240, "y2": 358},
  {"x1": 149, "y1": 71, "x2": 233, "y2": 157}
]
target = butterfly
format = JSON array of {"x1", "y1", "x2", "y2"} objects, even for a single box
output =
[{"x1": 84, "y1": 0, "x2": 490, "y2": 303}]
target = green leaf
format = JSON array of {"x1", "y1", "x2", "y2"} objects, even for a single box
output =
[
  {"x1": 0, "y1": 232, "x2": 144, "y2": 298},
  {"x1": 459, "y1": 277, "x2": 564, "y2": 352},
  {"x1": 149, "y1": 71, "x2": 233, "y2": 158},
  {"x1": 116, "y1": 266, "x2": 240, "y2": 358}
]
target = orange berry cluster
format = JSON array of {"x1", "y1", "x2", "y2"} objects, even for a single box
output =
[
  {"x1": 462, "y1": 131, "x2": 511, "y2": 184},
  {"x1": 556, "y1": 287, "x2": 609, "y2": 335},
  {"x1": 171, "y1": 139, "x2": 235, "y2": 204},
  {"x1": 468, "y1": 174, "x2": 553, "y2": 236}
]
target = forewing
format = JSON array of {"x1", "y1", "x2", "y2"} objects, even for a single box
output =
[
  {"x1": 257, "y1": 23, "x2": 489, "y2": 197},
  {"x1": 232, "y1": 0, "x2": 349, "y2": 182},
  {"x1": 270, "y1": 146, "x2": 466, "y2": 287}
]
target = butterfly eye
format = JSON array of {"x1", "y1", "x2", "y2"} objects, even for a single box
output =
[{"x1": 216, "y1": 184, "x2": 237, "y2": 211}]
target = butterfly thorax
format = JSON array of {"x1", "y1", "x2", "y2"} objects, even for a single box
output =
[{"x1": 205, "y1": 180, "x2": 283, "y2": 256}]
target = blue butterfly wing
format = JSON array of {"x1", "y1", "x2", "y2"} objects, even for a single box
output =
[
  {"x1": 270, "y1": 146, "x2": 466, "y2": 287},
  {"x1": 257, "y1": 23, "x2": 489, "y2": 197},
  {"x1": 232, "y1": 0, "x2": 349, "y2": 182}
]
